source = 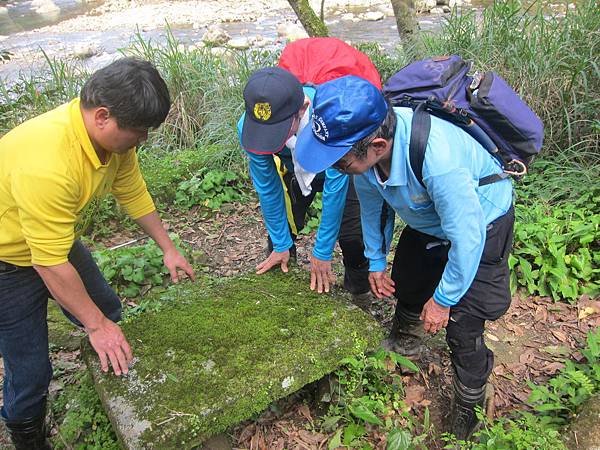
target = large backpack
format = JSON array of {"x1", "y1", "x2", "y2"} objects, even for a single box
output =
[
  {"x1": 278, "y1": 37, "x2": 382, "y2": 89},
  {"x1": 383, "y1": 55, "x2": 544, "y2": 187}
]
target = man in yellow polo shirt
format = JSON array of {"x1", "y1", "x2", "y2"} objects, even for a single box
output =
[{"x1": 0, "y1": 57, "x2": 195, "y2": 449}]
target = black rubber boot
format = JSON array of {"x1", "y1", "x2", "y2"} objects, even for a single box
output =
[
  {"x1": 381, "y1": 308, "x2": 427, "y2": 356},
  {"x1": 3, "y1": 406, "x2": 52, "y2": 450},
  {"x1": 450, "y1": 376, "x2": 486, "y2": 442}
]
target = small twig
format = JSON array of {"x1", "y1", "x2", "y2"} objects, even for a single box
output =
[
  {"x1": 109, "y1": 236, "x2": 148, "y2": 250},
  {"x1": 421, "y1": 370, "x2": 430, "y2": 389},
  {"x1": 156, "y1": 408, "x2": 196, "y2": 426}
]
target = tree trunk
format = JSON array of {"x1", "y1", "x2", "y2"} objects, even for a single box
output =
[
  {"x1": 390, "y1": 0, "x2": 417, "y2": 39},
  {"x1": 287, "y1": 0, "x2": 329, "y2": 37}
]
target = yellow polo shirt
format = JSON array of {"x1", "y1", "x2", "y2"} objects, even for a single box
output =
[{"x1": 0, "y1": 98, "x2": 156, "y2": 266}]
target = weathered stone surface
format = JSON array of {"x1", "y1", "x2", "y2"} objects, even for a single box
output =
[
  {"x1": 564, "y1": 394, "x2": 600, "y2": 449},
  {"x1": 83, "y1": 271, "x2": 384, "y2": 449}
]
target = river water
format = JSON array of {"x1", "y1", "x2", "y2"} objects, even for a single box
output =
[{"x1": 0, "y1": 0, "x2": 562, "y2": 85}]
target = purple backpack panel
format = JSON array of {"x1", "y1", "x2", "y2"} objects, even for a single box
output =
[
  {"x1": 383, "y1": 55, "x2": 544, "y2": 166},
  {"x1": 383, "y1": 55, "x2": 471, "y2": 109},
  {"x1": 468, "y1": 72, "x2": 544, "y2": 161}
]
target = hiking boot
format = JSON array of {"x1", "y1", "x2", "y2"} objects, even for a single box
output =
[
  {"x1": 450, "y1": 377, "x2": 487, "y2": 442},
  {"x1": 381, "y1": 315, "x2": 428, "y2": 356},
  {"x1": 3, "y1": 402, "x2": 52, "y2": 450}
]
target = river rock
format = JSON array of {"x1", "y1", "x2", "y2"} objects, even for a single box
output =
[
  {"x1": 449, "y1": 0, "x2": 467, "y2": 6},
  {"x1": 251, "y1": 35, "x2": 272, "y2": 48},
  {"x1": 72, "y1": 43, "x2": 102, "y2": 59},
  {"x1": 362, "y1": 11, "x2": 385, "y2": 21},
  {"x1": 276, "y1": 22, "x2": 308, "y2": 42},
  {"x1": 31, "y1": 0, "x2": 59, "y2": 14},
  {"x1": 340, "y1": 13, "x2": 360, "y2": 22},
  {"x1": 202, "y1": 24, "x2": 230, "y2": 46},
  {"x1": 564, "y1": 394, "x2": 600, "y2": 449},
  {"x1": 83, "y1": 271, "x2": 384, "y2": 449},
  {"x1": 431, "y1": 6, "x2": 445, "y2": 14},
  {"x1": 443, "y1": 5, "x2": 452, "y2": 12},
  {"x1": 0, "y1": 7, "x2": 8, "y2": 16},
  {"x1": 227, "y1": 37, "x2": 250, "y2": 50},
  {"x1": 415, "y1": 0, "x2": 437, "y2": 12}
]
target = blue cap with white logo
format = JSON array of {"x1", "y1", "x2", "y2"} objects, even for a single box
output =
[{"x1": 295, "y1": 75, "x2": 387, "y2": 173}]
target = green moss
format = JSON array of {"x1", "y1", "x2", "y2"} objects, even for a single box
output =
[{"x1": 83, "y1": 270, "x2": 384, "y2": 449}]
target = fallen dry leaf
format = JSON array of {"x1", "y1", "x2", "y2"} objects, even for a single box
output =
[
  {"x1": 404, "y1": 384, "x2": 426, "y2": 408},
  {"x1": 519, "y1": 350, "x2": 536, "y2": 365},
  {"x1": 579, "y1": 306, "x2": 599, "y2": 320},
  {"x1": 486, "y1": 333, "x2": 500, "y2": 342},
  {"x1": 551, "y1": 329, "x2": 569, "y2": 342},
  {"x1": 534, "y1": 305, "x2": 548, "y2": 322},
  {"x1": 297, "y1": 405, "x2": 313, "y2": 425},
  {"x1": 540, "y1": 362, "x2": 565, "y2": 375}
]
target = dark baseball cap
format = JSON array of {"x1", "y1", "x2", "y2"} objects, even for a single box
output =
[{"x1": 241, "y1": 67, "x2": 305, "y2": 154}]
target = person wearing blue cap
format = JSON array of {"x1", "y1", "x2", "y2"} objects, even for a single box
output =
[
  {"x1": 237, "y1": 67, "x2": 371, "y2": 299},
  {"x1": 294, "y1": 75, "x2": 515, "y2": 440}
]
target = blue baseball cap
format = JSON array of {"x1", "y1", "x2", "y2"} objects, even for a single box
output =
[{"x1": 295, "y1": 75, "x2": 387, "y2": 173}]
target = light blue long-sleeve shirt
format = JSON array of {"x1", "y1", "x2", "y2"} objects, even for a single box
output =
[
  {"x1": 237, "y1": 86, "x2": 349, "y2": 260},
  {"x1": 355, "y1": 107, "x2": 513, "y2": 307}
]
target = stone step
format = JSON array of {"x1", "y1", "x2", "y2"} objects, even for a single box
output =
[{"x1": 83, "y1": 270, "x2": 384, "y2": 449}]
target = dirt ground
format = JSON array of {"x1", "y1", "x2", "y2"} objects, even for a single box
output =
[{"x1": 1, "y1": 201, "x2": 599, "y2": 449}]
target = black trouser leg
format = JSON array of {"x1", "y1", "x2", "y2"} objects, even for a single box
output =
[
  {"x1": 446, "y1": 313, "x2": 493, "y2": 388},
  {"x1": 339, "y1": 177, "x2": 369, "y2": 295},
  {"x1": 390, "y1": 226, "x2": 448, "y2": 320},
  {"x1": 284, "y1": 171, "x2": 318, "y2": 235}
]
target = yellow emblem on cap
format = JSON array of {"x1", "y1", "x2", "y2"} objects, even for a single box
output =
[{"x1": 254, "y1": 102, "x2": 272, "y2": 121}]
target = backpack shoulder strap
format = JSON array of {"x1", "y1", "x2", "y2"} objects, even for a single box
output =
[
  {"x1": 409, "y1": 102, "x2": 431, "y2": 189},
  {"x1": 409, "y1": 103, "x2": 512, "y2": 188}
]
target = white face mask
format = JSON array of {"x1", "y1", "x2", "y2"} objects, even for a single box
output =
[{"x1": 285, "y1": 107, "x2": 310, "y2": 151}]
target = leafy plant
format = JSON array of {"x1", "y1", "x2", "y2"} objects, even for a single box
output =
[
  {"x1": 51, "y1": 372, "x2": 119, "y2": 449},
  {"x1": 174, "y1": 169, "x2": 247, "y2": 210},
  {"x1": 510, "y1": 180, "x2": 600, "y2": 302},
  {"x1": 299, "y1": 193, "x2": 322, "y2": 235},
  {"x1": 527, "y1": 328, "x2": 600, "y2": 426},
  {"x1": 93, "y1": 234, "x2": 189, "y2": 298},
  {"x1": 443, "y1": 410, "x2": 566, "y2": 449},
  {"x1": 321, "y1": 348, "x2": 429, "y2": 448}
]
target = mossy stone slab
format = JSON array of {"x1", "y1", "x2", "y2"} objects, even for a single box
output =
[{"x1": 83, "y1": 271, "x2": 384, "y2": 449}]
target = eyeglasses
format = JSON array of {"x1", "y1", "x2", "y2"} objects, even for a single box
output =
[
  {"x1": 333, "y1": 154, "x2": 355, "y2": 173},
  {"x1": 333, "y1": 138, "x2": 373, "y2": 173}
]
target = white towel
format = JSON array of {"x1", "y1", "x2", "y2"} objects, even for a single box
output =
[{"x1": 287, "y1": 108, "x2": 316, "y2": 197}]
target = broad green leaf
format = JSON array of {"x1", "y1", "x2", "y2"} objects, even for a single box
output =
[
  {"x1": 349, "y1": 400, "x2": 383, "y2": 425},
  {"x1": 328, "y1": 428, "x2": 343, "y2": 450},
  {"x1": 386, "y1": 428, "x2": 412, "y2": 450}
]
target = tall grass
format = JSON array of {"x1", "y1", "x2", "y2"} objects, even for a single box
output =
[
  {"x1": 124, "y1": 27, "x2": 277, "y2": 170},
  {"x1": 0, "y1": 51, "x2": 88, "y2": 135},
  {"x1": 413, "y1": 0, "x2": 599, "y2": 164}
]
